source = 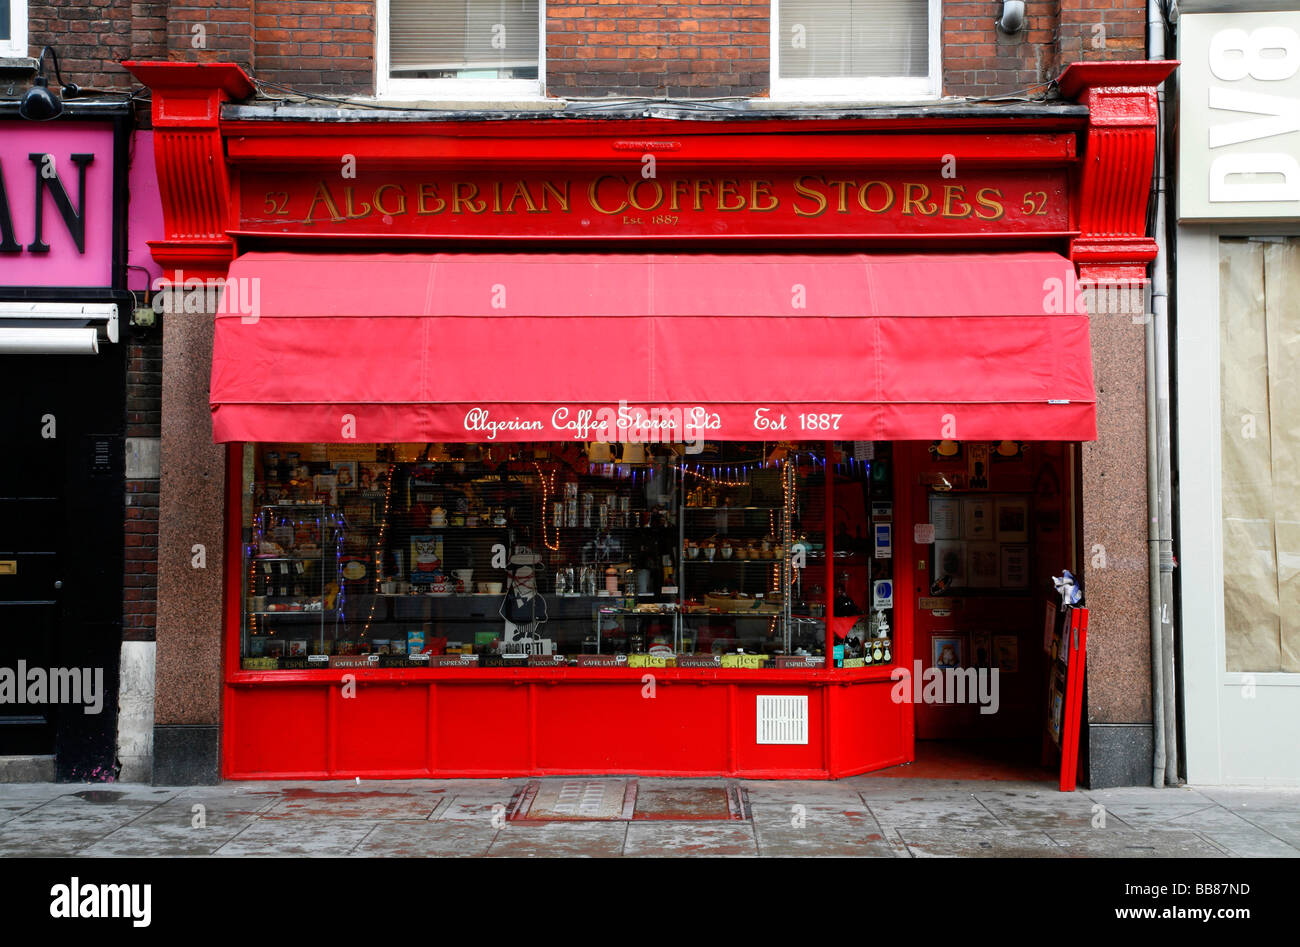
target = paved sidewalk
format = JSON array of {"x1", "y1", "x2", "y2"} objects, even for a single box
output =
[{"x1": 0, "y1": 776, "x2": 1296, "y2": 857}]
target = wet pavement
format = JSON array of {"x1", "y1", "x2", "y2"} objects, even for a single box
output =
[{"x1": 0, "y1": 776, "x2": 1296, "y2": 857}]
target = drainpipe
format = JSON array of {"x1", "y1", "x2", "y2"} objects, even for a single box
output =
[{"x1": 1147, "y1": 0, "x2": 1179, "y2": 786}]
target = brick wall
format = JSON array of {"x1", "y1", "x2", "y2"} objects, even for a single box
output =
[
  {"x1": 252, "y1": 1, "x2": 374, "y2": 96},
  {"x1": 547, "y1": 0, "x2": 768, "y2": 99},
  {"x1": 21, "y1": 1, "x2": 1150, "y2": 101},
  {"x1": 125, "y1": 333, "x2": 162, "y2": 642}
]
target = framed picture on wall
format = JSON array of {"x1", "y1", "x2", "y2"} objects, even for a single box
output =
[
  {"x1": 966, "y1": 541, "x2": 999, "y2": 588},
  {"x1": 932, "y1": 635, "x2": 964, "y2": 669},
  {"x1": 994, "y1": 635, "x2": 1019, "y2": 672},
  {"x1": 929, "y1": 496, "x2": 961, "y2": 540},
  {"x1": 1000, "y1": 544, "x2": 1030, "y2": 588},
  {"x1": 964, "y1": 498, "x2": 994, "y2": 539},
  {"x1": 996, "y1": 498, "x2": 1029, "y2": 542},
  {"x1": 971, "y1": 630, "x2": 992, "y2": 668},
  {"x1": 933, "y1": 540, "x2": 966, "y2": 589}
]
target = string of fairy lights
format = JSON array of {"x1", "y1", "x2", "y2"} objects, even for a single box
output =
[{"x1": 357, "y1": 469, "x2": 396, "y2": 641}]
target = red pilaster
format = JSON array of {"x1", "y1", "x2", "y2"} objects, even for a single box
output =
[
  {"x1": 1059, "y1": 60, "x2": 1179, "y2": 283},
  {"x1": 123, "y1": 61, "x2": 254, "y2": 281}
]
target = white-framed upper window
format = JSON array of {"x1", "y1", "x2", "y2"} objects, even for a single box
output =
[
  {"x1": 770, "y1": 0, "x2": 940, "y2": 101},
  {"x1": 376, "y1": 0, "x2": 543, "y2": 100},
  {"x1": 1, "y1": 0, "x2": 28, "y2": 58}
]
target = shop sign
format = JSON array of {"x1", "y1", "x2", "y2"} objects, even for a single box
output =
[
  {"x1": 0, "y1": 125, "x2": 115, "y2": 288},
  {"x1": 237, "y1": 168, "x2": 1069, "y2": 240},
  {"x1": 1179, "y1": 12, "x2": 1300, "y2": 220}
]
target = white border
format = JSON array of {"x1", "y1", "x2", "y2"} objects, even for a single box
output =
[
  {"x1": 1177, "y1": 223, "x2": 1300, "y2": 786},
  {"x1": 374, "y1": 0, "x2": 545, "y2": 101},
  {"x1": 1, "y1": 0, "x2": 27, "y2": 58},
  {"x1": 768, "y1": 0, "x2": 941, "y2": 102}
]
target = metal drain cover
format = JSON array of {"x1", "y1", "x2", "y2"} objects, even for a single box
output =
[
  {"x1": 513, "y1": 779, "x2": 635, "y2": 821},
  {"x1": 510, "y1": 780, "x2": 749, "y2": 822}
]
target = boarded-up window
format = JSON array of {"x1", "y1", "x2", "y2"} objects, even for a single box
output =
[{"x1": 1220, "y1": 237, "x2": 1300, "y2": 672}]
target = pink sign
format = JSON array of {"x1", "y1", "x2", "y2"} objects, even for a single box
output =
[{"x1": 0, "y1": 122, "x2": 115, "y2": 288}]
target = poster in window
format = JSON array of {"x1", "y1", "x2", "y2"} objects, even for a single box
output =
[
  {"x1": 932, "y1": 635, "x2": 964, "y2": 669},
  {"x1": 964, "y1": 498, "x2": 994, "y2": 539},
  {"x1": 971, "y1": 630, "x2": 992, "y2": 668},
  {"x1": 930, "y1": 496, "x2": 961, "y2": 539},
  {"x1": 968, "y1": 442, "x2": 991, "y2": 490},
  {"x1": 996, "y1": 498, "x2": 1029, "y2": 542},
  {"x1": 933, "y1": 540, "x2": 967, "y2": 589},
  {"x1": 994, "y1": 634, "x2": 1019, "y2": 672},
  {"x1": 966, "y1": 541, "x2": 999, "y2": 588},
  {"x1": 1000, "y1": 544, "x2": 1030, "y2": 588}
]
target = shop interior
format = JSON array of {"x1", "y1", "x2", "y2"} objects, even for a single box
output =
[
  {"x1": 236, "y1": 437, "x2": 1077, "y2": 781},
  {"x1": 239, "y1": 440, "x2": 895, "y2": 671}
]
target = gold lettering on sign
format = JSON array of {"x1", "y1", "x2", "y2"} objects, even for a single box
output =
[
  {"x1": 858, "y1": 180, "x2": 894, "y2": 214},
  {"x1": 793, "y1": 176, "x2": 828, "y2": 218},
  {"x1": 452, "y1": 182, "x2": 486, "y2": 215},
  {"x1": 304, "y1": 181, "x2": 344, "y2": 224},
  {"x1": 750, "y1": 179, "x2": 778, "y2": 212},
  {"x1": 717, "y1": 178, "x2": 745, "y2": 212},
  {"x1": 974, "y1": 187, "x2": 1005, "y2": 221},
  {"x1": 941, "y1": 184, "x2": 972, "y2": 220},
  {"x1": 589, "y1": 175, "x2": 627, "y2": 215},
  {"x1": 343, "y1": 187, "x2": 371, "y2": 219},
  {"x1": 669, "y1": 179, "x2": 690, "y2": 212},
  {"x1": 418, "y1": 183, "x2": 445, "y2": 215},
  {"x1": 373, "y1": 184, "x2": 406, "y2": 216},
  {"x1": 902, "y1": 183, "x2": 937, "y2": 217},
  {"x1": 628, "y1": 178, "x2": 663, "y2": 212},
  {"x1": 504, "y1": 180, "x2": 540, "y2": 213},
  {"x1": 826, "y1": 179, "x2": 855, "y2": 213},
  {"x1": 540, "y1": 181, "x2": 570, "y2": 212}
]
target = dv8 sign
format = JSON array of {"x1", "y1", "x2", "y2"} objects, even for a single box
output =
[{"x1": 1179, "y1": 12, "x2": 1300, "y2": 221}]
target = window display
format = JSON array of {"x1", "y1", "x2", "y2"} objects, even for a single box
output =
[{"x1": 238, "y1": 441, "x2": 894, "y2": 671}]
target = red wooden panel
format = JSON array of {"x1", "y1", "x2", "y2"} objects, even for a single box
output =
[
  {"x1": 532, "y1": 682, "x2": 730, "y2": 773},
  {"x1": 828, "y1": 682, "x2": 910, "y2": 777},
  {"x1": 732, "y1": 685, "x2": 826, "y2": 775},
  {"x1": 331, "y1": 683, "x2": 430, "y2": 775},
  {"x1": 227, "y1": 686, "x2": 329, "y2": 777},
  {"x1": 433, "y1": 683, "x2": 531, "y2": 774}
]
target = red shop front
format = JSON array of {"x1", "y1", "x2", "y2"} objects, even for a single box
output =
[{"x1": 129, "y1": 60, "x2": 1173, "y2": 781}]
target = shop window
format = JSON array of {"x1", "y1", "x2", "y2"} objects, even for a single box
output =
[
  {"x1": 1218, "y1": 237, "x2": 1300, "y2": 673},
  {"x1": 237, "y1": 441, "x2": 895, "y2": 671},
  {"x1": 377, "y1": 0, "x2": 543, "y2": 100},
  {"x1": 770, "y1": 0, "x2": 939, "y2": 101},
  {"x1": 1, "y1": 0, "x2": 27, "y2": 57}
]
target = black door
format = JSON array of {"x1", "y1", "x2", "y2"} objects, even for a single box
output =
[{"x1": 0, "y1": 346, "x2": 124, "y2": 777}]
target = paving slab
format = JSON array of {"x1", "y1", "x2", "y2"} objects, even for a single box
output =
[
  {"x1": 353, "y1": 820, "x2": 500, "y2": 857},
  {"x1": 263, "y1": 787, "x2": 448, "y2": 820},
  {"x1": 624, "y1": 821, "x2": 758, "y2": 857},
  {"x1": 1046, "y1": 829, "x2": 1230, "y2": 858},
  {"x1": 974, "y1": 789, "x2": 1138, "y2": 832},
  {"x1": 438, "y1": 795, "x2": 519, "y2": 822},
  {"x1": 740, "y1": 779, "x2": 870, "y2": 806},
  {"x1": 900, "y1": 828, "x2": 1064, "y2": 858},
  {"x1": 861, "y1": 791, "x2": 1005, "y2": 830},
  {"x1": 1086, "y1": 786, "x2": 1215, "y2": 806},
  {"x1": 487, "y1": 821, "x2": 627, "y2": 858},
  {"x1": 751, "y1": 804, "x2": 896, "y2": 857},
  {"x1": 213, "y1": 817, "x2": 383, "y2": 857},
  {"x1": 1158, "y1": 805, "x2": 1300, "y2": 858}
]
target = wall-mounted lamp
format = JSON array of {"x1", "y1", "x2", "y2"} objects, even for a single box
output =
[
  {"x1": 19, "y1": 46, "x2": 81, "y2": 121},
  {"x1": 996, "y1": 0, "x2": 1026, "y2": 34}
]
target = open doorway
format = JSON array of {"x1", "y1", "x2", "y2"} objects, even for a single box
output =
[{"x1": 890, "y1": 440, "x2": 1078, "y2": 782}]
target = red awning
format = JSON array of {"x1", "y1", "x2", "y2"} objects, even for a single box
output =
[{"x1": 210, "y1": 251, "x2": 1096, "y2": 443}]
